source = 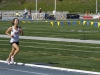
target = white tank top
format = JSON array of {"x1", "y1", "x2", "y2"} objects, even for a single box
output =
[{"x1": 10, "y1": 26, "x2": 20, "y2": 43}]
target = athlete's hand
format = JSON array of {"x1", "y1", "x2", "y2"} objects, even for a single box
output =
[{"x1": 10, "y1": 35, "x2": 14, "y2": 38}]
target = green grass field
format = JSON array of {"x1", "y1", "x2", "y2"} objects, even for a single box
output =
[
  {"x1": 0, "y1": 20, "x2": 100, "y2": 72},
  {"x1": 1, "y1": 20, "x2": 100, "y2": 40}
]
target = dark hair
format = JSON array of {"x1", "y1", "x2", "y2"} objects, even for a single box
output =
[{"x1": 11, "y1": 18, "x2": 19, "y2": 25}]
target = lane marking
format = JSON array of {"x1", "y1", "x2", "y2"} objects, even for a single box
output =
[
  {"x1": 0, "y1": 67, "x2": 49, "y2": 75},
  {"x1": 0, "y1": 40, "x2": 100, "y2": 49},
  {"x1": 0, "y1": 35, "x2": 100, "y2": 44},
  {"x1": 0, "y1": 43, "x2": 100, "y2": 54},
  {"x1": 0, "y1": 60, "x2": 100, "y2": 75}
]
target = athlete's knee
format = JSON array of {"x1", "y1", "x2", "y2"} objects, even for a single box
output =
[{"x1": 16, "y1": 47, "x2": 20, "y2": 51}]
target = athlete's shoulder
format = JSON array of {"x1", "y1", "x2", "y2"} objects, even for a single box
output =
[
  {"x1": 9, "y1": 27, "x2": 13, "y2": 29},
  {"x1": 7, "y1": 27, "x2": 13, "y2": 31}
]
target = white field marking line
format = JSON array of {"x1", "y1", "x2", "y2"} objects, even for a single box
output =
[
  {"x1": 33, "y1": 29, "x2": 46, "y2": 30},
  {"x1": 0, "y1": 40, "x2": 49, "y2": 44},
  {"x1": 59, "y1": 30, "x2": 99, "y2": 32},
  {"x1": 19, "y1": 46, "x2": 100, "y2": 54},
  {"x1": 30, "y1": 32, "x2": 61, "y2": 34},
  {"x1": 0, "y1": 60, "x2": 100, "y2": 75},
  {"x1": 1, "y1": 40, "x2": 100, "y2": 49},
  {"x1": 0, "y1": 40, "x2": 8, "y2": 41},
  {"x1": 20, "y1": 41, "x2": 100, "y2": 49},
  {"x1": 1, "y1": 34, "x2": 100, "y2": 44},
  {"x1": 0, "y1": 67, "x2": 49, "y2": 75},
  {"x1": 0, "y1": 43, "x2": 100, "y2": 54},
  {"x1": 45, "y1": 48, "x2": 100, "y2": 53},
  {"x1": 0, "y1": 43, "x2": 100, "y2": 53},
  {"x1": 20, "y1": 41, "x2": 51, "y2": 44},
  {"x1": 1, "y1": 41, "x2": 100, "y2": 49}
]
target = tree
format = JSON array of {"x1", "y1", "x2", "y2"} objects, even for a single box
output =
[{"x1": 0, "y1": 0, "x2": 3, "y2": 2}]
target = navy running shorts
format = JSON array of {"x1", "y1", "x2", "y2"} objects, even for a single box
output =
[{"x1": 10, "y1": 42, "x2": 19, "y2": 45}]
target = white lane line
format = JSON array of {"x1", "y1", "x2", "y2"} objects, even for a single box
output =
[
  {"x1": 0, "y1": 60, "x2": 100, "y2": 75},
  {"x1": 0, "y1": 43, "x2": 100, "y2": 54},
  {"x1": 1, "y1": 34, "x2": 100, "y2": 44},
  {"x1": 0, "y1": 40, "x2": 8, "y2": 41},
  {"x1": 1, "y1": 40, "x2": 100, "y2": 49},
  {"x1": 20, "y1": 41, "x2": 100, "y2": 49},
  {"x1": 0, "y1": 67, "x2": 49, "y2": 75}
]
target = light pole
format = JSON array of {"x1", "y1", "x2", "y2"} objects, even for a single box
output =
[
  {"x1": 36, "y1": 0, "x2": 37, "y2": 13},
  {"x1": 36, "y1": 0, "x2": 38, "y2": 20},
  {"x1": 96, "y1": 0, "x2": 98, "y2": 14},
  {"x1": 55, "y1": 0, "x2": 56, "y2": 12}
]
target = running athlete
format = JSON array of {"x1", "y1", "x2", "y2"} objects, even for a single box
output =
[{"x1": 5, "y1": 18, "x2": 23, "y2": 65}]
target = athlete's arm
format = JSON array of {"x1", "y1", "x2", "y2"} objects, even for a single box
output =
[
  {"x1": 19, "y1": 27, "x2": 23, "y2": 36},
  {"x1": 5, "y1": 27, "x2": 13, "y2": 38}
]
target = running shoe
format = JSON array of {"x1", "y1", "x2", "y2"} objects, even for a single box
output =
[
  {"x1": 6, "y1": 59, "x2": 10, "y2": 65},
  {"x1": 11, "y1": 56, "x2": 14, "y2": 64}
]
